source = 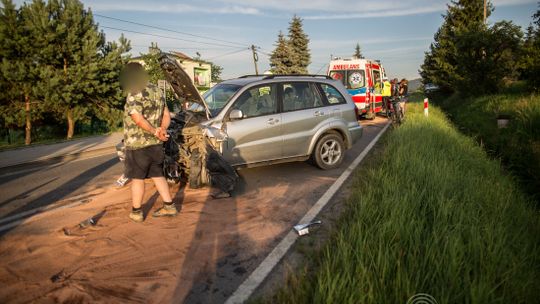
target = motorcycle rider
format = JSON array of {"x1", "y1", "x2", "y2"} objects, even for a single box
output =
[{"x1": 399, "y1": 78, "x2": 408, "y2": 115}]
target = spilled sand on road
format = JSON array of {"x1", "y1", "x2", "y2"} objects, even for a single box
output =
[{"x1": 0, "y1": 168, "x2": 336, "y2": 303}]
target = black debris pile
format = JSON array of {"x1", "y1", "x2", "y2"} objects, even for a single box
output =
[{"x1": 163, "y1": 112, "x2": 238, "y2": 196}]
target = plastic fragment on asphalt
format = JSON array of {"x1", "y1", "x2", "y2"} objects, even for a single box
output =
[
  {"x1": 293, "y1": 220, "x2": 322, "y2": 236},
  {"x1": 63, "y1": 209, "x2": 107, "y2": 236}
]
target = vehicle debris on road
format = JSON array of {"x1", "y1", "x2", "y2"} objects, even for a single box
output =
[
  {"x1": 294, "y1": 220, "x2": 322, "y2": 236},
  {"x1": 62, "y1": 209, "x2": 107, "y2": 236}
]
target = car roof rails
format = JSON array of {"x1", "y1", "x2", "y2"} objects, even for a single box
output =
[
  {"x1": 238, "y1": 74, "x2": 265, "y2": 78},
  {"x1": 262, "y1": 74, "x2": 333, "y2": 80}
]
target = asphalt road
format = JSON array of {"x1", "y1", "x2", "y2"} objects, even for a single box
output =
[
  {"x1": 0, "y1": 117, "x2": 389, "y2": 303},
  {"x1": 0, "y1": 153, "x2": 123, "y2": 219}
]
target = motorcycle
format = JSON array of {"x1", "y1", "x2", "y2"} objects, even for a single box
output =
[{"x1": 386, "y1": 96, "x2": 404, "y2": 126}]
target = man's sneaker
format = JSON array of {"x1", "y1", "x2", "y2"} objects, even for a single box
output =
[
  {"x1": 115, "y1": 175, "x2": 130, "y2": 188},
  {"x1": 152, "y1": 204, "x2": 178, "y2": 217},
  {"x1": 129, "y1": 210, "x2": 143, "y2": 223},
  {"x1": 211, "y1": 191, "x2": 231, "y2": 199}
]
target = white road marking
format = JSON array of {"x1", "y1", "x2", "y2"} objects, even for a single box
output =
[{"x1": 225, "y1": 121, "x2": 391, "y2": 304}]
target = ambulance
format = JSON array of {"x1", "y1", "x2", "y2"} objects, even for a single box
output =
[{"x1": 327, "y1": 58, "x2": 387, "y2": 118}]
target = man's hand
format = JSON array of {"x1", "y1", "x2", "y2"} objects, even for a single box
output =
[{"x1": 154, "y1": 127, "x2": 169, "y2": 142}]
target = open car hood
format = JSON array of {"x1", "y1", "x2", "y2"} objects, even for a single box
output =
[{"x1": 158, "y1": 53, "x2": 211, "y2": 119}]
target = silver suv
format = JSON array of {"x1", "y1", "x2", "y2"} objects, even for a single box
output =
[{"x1": 199, "y1": 75, "x2": 362, "y2": 170}]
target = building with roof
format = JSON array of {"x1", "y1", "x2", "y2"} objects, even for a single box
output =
[{"x1": 132, "y1": 45, "x2": 212, "y2": 93}]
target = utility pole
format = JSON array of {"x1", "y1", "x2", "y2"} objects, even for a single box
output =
[{"x1": 250, "y1": 45, "x2": 259, "y2": 75}]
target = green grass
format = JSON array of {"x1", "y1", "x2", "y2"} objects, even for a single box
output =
[
  {"x1": 262, "y1": 98, "x2": 540, "y2": 303},
  {"x1": 438, "y1": 91, "x2": 540, "y2": 202}
]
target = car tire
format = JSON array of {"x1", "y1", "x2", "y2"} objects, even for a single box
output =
[{"x1": 311, "y1": 133, "x2": 345, "y2": 170}]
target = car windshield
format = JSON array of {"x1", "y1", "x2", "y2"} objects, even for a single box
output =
[
  {"x1": 202, "y1": 83, "x2": 242, "y2": 117},
  {"x1": 329, "y1": 70, "x2": 365, "y2": 90}
]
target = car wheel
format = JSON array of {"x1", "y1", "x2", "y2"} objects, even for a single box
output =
[{"x1": 311, "y1": 133, "x2": 345, "y2": 170}]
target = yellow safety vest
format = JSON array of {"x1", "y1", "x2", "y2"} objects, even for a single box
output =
[{"x1": 382, "y1": 81, "x2": 391, "y2": 97}]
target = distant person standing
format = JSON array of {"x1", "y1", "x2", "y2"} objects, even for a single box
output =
[
  {"x1": 120, "y1": 62, "x2": 177, "y2": 223},
  {"x1": 392, "y1": 78, "x2": 400, "y2": 97},
  {"x1": 381, "y1": 76, "x2": 391, "y2": 113},
  {"x1": 399, "y1": 78, "x2": 409, "y2": 115}
]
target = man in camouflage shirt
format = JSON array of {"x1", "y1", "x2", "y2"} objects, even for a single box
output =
[{"x1": 121, "y1": 62, "x2": 177, "y2": 222}]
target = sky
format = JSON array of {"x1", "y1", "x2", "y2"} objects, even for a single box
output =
[{"x1": 12, "y1": 0, "x2": 540, "y2": 79}]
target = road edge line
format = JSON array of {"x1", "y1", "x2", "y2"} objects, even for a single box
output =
[{"x1": 225, "y1": 121, "x2": 391, "y2": 304}]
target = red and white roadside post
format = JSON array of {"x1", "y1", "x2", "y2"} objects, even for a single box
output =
[{"x1": 424, "y1": 98, "x2": 429, "y2": 117}]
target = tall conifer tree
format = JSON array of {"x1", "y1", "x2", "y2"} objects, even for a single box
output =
[
  {"x1": 269, "y1": 31, "x2": 293, "y2": 74},
  {"x1": 353, "y1": 43, "x2": 363, "y2": 59},
  {"x1": 287, "y1": 15, "x2": 310, "y2": 74}
]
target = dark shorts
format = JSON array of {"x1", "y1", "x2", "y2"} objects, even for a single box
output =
[{"x1": 125, "y1": 144, "x2": 164, "y2": 179}]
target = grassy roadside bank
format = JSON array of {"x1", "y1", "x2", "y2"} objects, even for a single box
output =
[
  {"x1": 437, "y1": 90, "x2": 540, "y2": 203},
  {"x1": 261, "y1": 99, "x2": 540, "y2": 303}
]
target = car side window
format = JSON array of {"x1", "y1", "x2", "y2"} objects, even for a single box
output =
[
  {"x1": 232, "y1": 84, "x2": 277, "y2": 118},
  {"x1": 282, "y1": 82, "x2": 324, "y2": 112},
  {"x1": 319, "y1": 83, "x2": 347, "y2": 105}
]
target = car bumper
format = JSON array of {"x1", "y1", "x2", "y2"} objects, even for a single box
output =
[{"x1": 348, "y1": 124, "x2": 363, "y2": 146}]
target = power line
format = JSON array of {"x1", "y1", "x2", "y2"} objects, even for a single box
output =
[
  {"x1": 100, "y1": 26, "x2": 242, "y2": 48},
  {"x1": 207, "y1": 48, "x2": 250, "y2": 60},
  {"x1": 258, "y1": 49, "x2": 272, "y2": 57},
  {"x1": 314, "y1": 63, "x2": 328, "y2": 74},
  {"x1": 95, "y1": 13, "x2": 248, "y2": 48},
  {"x1": 130, "y1": 44, "x2": 227, "y2": 51}
]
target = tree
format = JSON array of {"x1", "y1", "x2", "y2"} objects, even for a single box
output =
[
  {"x1": 270, "y1": 31, "x2": 293, "y2": 74},
  {"x1": 418, "y1": 0, "x2": 527, "y2": 95},
  {"x1": 0, "y1": 0, "x2": 46, "y2": 145},
  {"x1": 521, "y1": 5, "x2": 540, "y2": 90},
  {"x1": 287, "y1": 15, "x2": 310, "y2": 74},
  {"x1": 139, "y1": 42, "x2": 166, "y2": 85},
  {"x1": 353, "y1": 43, "x2": 363, "y2": 59},
  {"x1": 28, "y1": 0, "x2": 129, "y2": 139},
  {"x1": 453, "y1": 20, "x2": 523, "y2": 94},
  {"x1": 138, "y1": 43, "x2": 180, "y2": 104},
  {"x1": 0, "y1": 0, "x2": 129, "y2": 144},
  {"x1": 210, "y1": 62, "x2": 223, "y2": 83},
  {"x1": 91, "y1": 34, "x2": 131, "y2": 130}
]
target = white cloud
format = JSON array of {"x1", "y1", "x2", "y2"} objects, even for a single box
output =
[
  {"x1": 310, "y1": 36, "x2": 432, "y2": 50},
  {"x1": 218, "y1": 0, "x2": 537, "y2": 19},
  {"x1": 83, "y1": 0, "x2": 261, "y2": 15},
  {"x1": 12, "y1": 0, "x2": 537, "y2": 18},
  {"x1": 304, "y1": 5, "x2": 446, "y2": 20}
]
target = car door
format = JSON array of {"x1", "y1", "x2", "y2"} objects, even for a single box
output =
[
  {"x1": 222, "y1": 83, "x2": 282, "y2": 165},
  {"x1": 319, "y1": 82, "x2": 348, "y2": 115},
  {"x1": 280, "y1": 82, "x2": 327, "y2": 157}
]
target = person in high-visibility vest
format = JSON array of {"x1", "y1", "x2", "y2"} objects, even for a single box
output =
[{"x1": 381, "y1": 76, "x2": 391, "y2": 113}]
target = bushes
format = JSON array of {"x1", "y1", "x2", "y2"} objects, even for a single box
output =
[{"x1": 440, "y1": 91, "x2": 540, "y2": 202}]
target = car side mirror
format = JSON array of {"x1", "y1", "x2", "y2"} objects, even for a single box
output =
[{"x1": 229, "y1": 109, "x2": 243, "y2": 120}]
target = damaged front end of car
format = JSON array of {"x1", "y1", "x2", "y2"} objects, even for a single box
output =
[
  {"x1": 159, "y1": 53, "x2": 238, "y2": 196},
  {"x1": 118, "y1": 53, "x2": 237, "y2": 197}
]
